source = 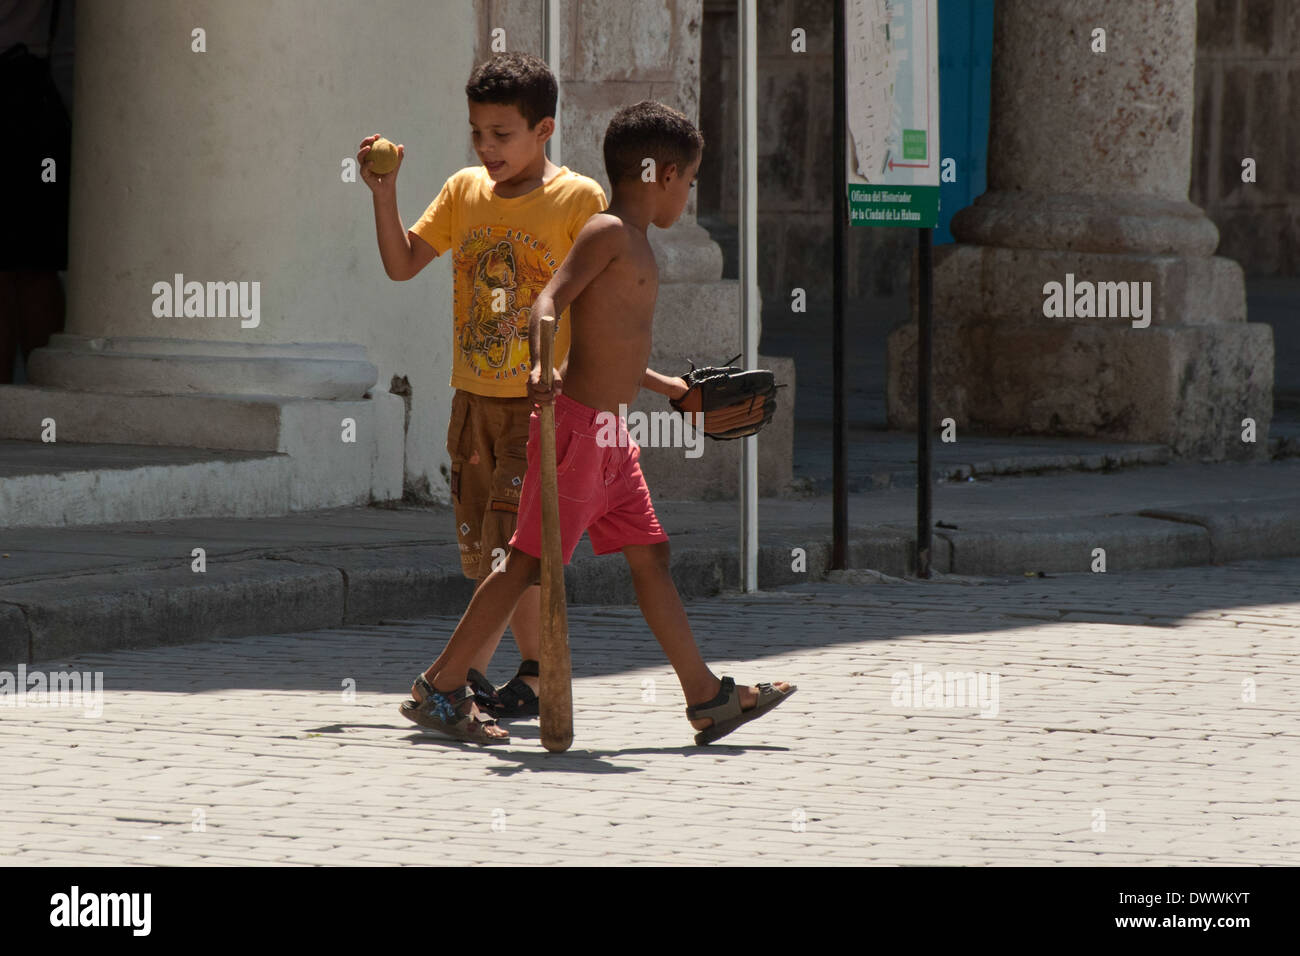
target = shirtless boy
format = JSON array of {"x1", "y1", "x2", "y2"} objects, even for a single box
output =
[{"x1": 399, "y1": 101, "x2": 794, "y2": 746}]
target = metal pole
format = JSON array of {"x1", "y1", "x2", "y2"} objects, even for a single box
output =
[
  {"x1": 543, "y1": 0, "x2": 562, "y2": 165},
  {"x1": 831, "y1": 0, "x2": 847, "y2": 570},
  {"x1": 917, "y1": 227, "x2": 933, "y2": 578},
  {"x1": 738, "y1": 0, "x2": 759, "y2": 592}
]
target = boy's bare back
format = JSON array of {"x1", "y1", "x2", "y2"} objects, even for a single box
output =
[
  {"x1": 529, "y1": 142, "x2": 698, "y2": 414},
  {"x1": 559, "y1": 212, "x2": 661, "y2": 413}
]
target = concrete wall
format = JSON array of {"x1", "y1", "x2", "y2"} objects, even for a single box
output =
[
  {"x1": 1190, "y1": 0, "x2": 1300, "y2": 276},
  {"x1": 66, "y1": 0, "x2": 475, "y2": 501}
]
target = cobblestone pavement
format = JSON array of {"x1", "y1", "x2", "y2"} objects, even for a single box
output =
[{"x1": 2, "y1": 558, "x2": 1298, "y2": 866}]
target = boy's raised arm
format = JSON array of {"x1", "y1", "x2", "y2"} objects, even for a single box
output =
[{"x1": 357, "y1": 133, "x2": 438, "y2": 281}]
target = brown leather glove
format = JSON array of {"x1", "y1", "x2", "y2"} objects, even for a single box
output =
[{"x1": 669, "y1": 360, "x2": 781, "y2": 440}]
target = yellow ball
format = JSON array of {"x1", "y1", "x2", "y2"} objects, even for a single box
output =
[{"x1": 368, "y1": 137, "x2": 399, "y2": 175}]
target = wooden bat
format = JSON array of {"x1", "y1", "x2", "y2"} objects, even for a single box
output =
[{"x1": 537, "y1": 316, "x2": 573, "y2": 753}]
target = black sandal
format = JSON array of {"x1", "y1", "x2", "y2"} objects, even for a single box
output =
[
  {"x1": 467, "y1": 668, "x2": 502, "y2": 716},
  {"x1": 493, "y1": 660, "x2": 540, "y2": 718}
]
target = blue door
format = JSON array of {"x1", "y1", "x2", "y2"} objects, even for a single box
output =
[{"x1": 936, "y1": 0, "x2": 993, "y2": 244}]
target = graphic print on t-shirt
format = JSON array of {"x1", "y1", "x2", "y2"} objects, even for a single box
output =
[{"x1": 454, "y1": 225, "x2": 560, "y2": 381}]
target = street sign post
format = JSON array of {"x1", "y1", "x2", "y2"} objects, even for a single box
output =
[
  {"x1": 837, "y1": 0, "x2": 940, "y2": 577},
  {"x1": 739, "y1": 0, "x2": 759, "y2": 591}
]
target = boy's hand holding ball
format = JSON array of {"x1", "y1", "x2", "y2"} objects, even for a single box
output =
[{"x1": 358, "y1": 133, "x2": 403, "y2": 190}]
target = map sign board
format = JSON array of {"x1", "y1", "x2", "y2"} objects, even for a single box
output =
[{"x1": 845, "y1": 0, "x2": 940, "y2": 228}]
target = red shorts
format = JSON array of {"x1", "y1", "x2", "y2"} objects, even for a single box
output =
[{"x1": 509, "y1": 394, "x2": 669, "y2": 564}]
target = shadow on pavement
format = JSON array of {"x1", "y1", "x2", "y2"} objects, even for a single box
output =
[{"x1": 25, "y1": 559, "x2": 1300, "y2": 695}]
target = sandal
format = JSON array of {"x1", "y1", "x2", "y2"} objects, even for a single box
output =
[
  {"x1": 493, "y1": 659, "x2": 540, "y2": 719},
  {"x1": 467, "y1": 668, "x2": 502, "y2": 715},
  {"x1": 399, "y1": 674, "x2": 510, "y2": 745},
  {"x1": 686, "y1": 676, "x2": 797, "y2": 746}
]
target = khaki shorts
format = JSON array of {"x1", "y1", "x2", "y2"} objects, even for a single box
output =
[{"x1": 446, "y1": 389, "x2": 533, "y2": 581}]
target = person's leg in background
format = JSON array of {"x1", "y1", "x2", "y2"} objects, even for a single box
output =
[
  {"x1": 15, "y1": 269, "x2": 63, "y2": 366},
  {"x1": 423, "y1": 391, "x2": 517, "y2": 684},
  {"x1": 0, "y1": 270, "x2": 64, "y2": 383},
  {"x1": 480, "y1": 396, "x2": 541, "y2": 701},
  {"x1": 0, "y1": 30, "x2": 71, "y2": 384}
]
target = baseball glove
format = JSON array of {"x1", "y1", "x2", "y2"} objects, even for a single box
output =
[{"x1": 669, "y1": 355, "x2": 781, "y2": 440}]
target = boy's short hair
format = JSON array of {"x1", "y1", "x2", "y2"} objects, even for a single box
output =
[
  {"x1": 465, "y1": 53, "x2": 557, "y2": 128},
  {"x1": 603, "y1": 101, "x2": 704, "y2": 184}
]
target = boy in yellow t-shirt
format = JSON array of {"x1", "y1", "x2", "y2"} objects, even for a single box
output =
[{"x1": 358, "y1": 53, "x2": 605, "y2": 717}]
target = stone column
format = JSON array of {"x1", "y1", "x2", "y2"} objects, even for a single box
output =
[
  {"x1": 886, "y1": 0, "x2": 1273, "y2": 459},
  {"x1": 477, "y1": 0, "x2": 795, "y2": 496},
  {"x1": 0, "y1": 0, "x2": 479, "y2": 513},
  {"x1": 35, "y1": 0, "x2": 392, "y2": 397}
]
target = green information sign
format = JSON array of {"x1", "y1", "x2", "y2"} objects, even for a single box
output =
[
  {"x1": 848, "y1": 184, "x2": 940, "y2": 226},
  {"x1": 845, "y1": 0, "x2": 940, "y2": 228}
]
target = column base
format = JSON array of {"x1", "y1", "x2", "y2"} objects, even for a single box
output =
[
  {"x1": 951, "y1": 190, "x2": 1221, "y2": 258},
  {"x1": 928, "y1": 244, "x2": 1248, "y2": 327},
  {"x1": 28, "y1": 335, "x2": 378, "y2": 400},
  {"x1": 887, "y1": 243, "x2": 1274, "y2": 460},
  {"x1": 887, "y1": 319, "x2": 1273, "y2": 460}
]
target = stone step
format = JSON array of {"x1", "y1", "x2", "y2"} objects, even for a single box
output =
[
  {"x1": 29, "y1": 334, "x2": 378, "y2": 401},
  {"x1": 0, "y1": 440, "x2": 293, "y2": 527},
  {"x1": 0, "y1": 388, "x2": 405, "y2": 527},
  {"x1": 0, "y1": 385, "x2": 286, "y2": 451}
]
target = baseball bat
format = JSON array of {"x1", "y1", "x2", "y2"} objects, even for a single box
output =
[{"x1": 537, "y1": 316, "x2": 573, "y2": 752}]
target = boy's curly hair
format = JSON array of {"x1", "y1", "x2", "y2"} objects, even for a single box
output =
[
  {"x1": 465, "y1": 53, "x2": 558, "y2": 128},
  {"x1": 603, "y1": 101, "x2": 704, "y2": 184}
]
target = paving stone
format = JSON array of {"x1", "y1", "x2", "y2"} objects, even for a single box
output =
[{"x1": 3, "y1": 559, "x2": 1298, "y2": 865}]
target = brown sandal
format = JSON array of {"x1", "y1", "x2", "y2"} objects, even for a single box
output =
[
  {"x1": 686, "y1": 676, "x2": 796, "y2": 746},
  {"x1": 399, "y1": 674, "x2": 510, "y2": 745}
]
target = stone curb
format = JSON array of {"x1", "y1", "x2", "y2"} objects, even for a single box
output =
[
  {"x1": 794, "y1": 443, "x2": 1173, "y2": 494},
  {"x1": 3, "y1": 501, "x2": 1300, "y2": 666}
]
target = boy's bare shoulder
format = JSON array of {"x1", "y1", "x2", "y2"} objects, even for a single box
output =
[{"x1": 574, "y1": 211, "x2": 631, "y2": 251}]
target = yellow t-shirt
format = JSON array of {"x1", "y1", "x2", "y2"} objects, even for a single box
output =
[{"x1": 410, "y1": 165, "x2": 606, "y2": 397}]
